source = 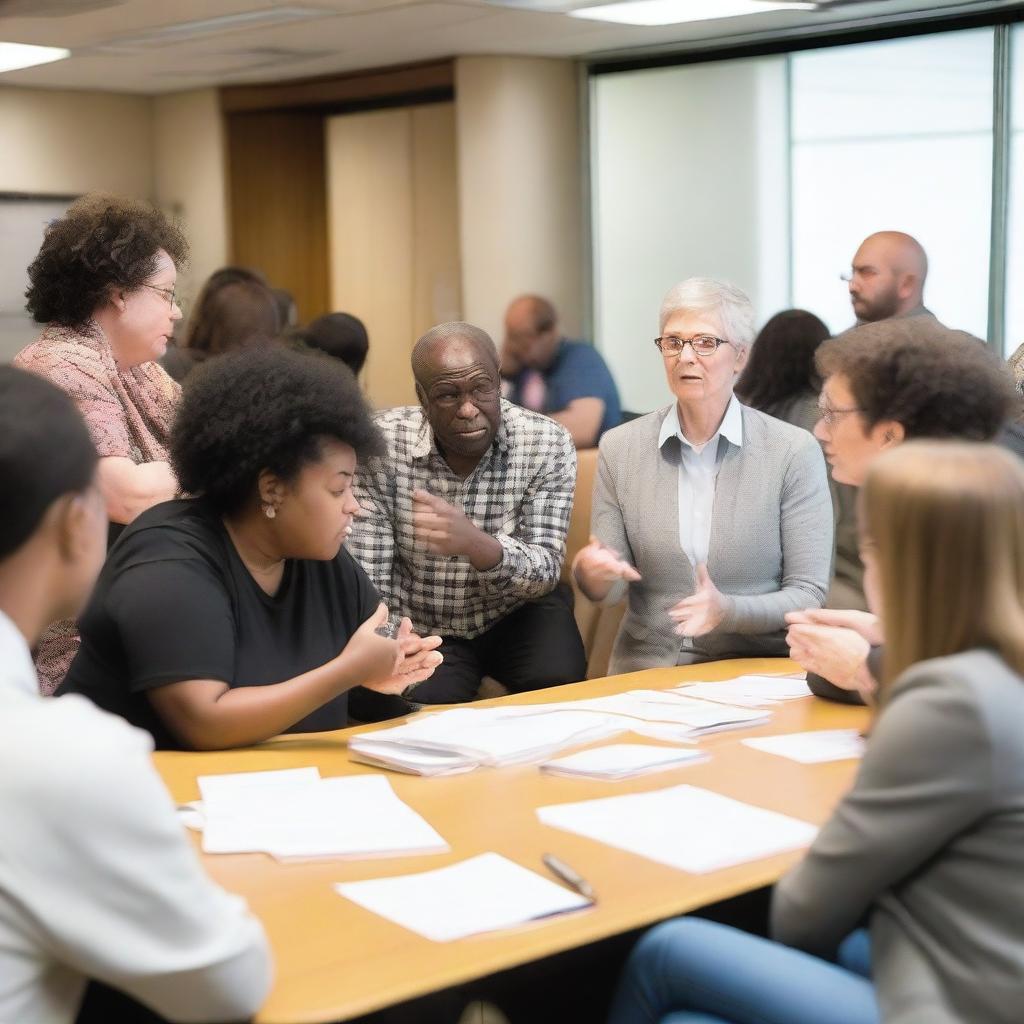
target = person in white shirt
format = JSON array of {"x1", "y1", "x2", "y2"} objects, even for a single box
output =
[{"x1": 0, "y1": 365, "x2": 271, "y2": 1024}]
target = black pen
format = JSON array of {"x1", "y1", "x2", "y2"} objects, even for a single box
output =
[{"x1": 543, "y1": 853, "x2": 596, "y2": 901}]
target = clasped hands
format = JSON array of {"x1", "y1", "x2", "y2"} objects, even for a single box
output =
[
  {"x1": 785, "y1": 608, "x2": 882, "y2": 697},
  {"x1": 344, "y1": 604, "x2": 443, "y2": 696}
]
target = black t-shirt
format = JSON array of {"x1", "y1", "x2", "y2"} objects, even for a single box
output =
[{"x1": 58, "y1": 498, "x2": 380, "y2": 750}]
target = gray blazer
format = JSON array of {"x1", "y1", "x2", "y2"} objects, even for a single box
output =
[
  {"x1": 773, "y1": 650, "x2": 1024, "y2": 1024},
  {"x1": 592, "y1": 403, "x2": 833, "y2": 673}
]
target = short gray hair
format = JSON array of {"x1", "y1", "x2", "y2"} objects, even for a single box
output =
[{"x1": 659, "y1": 277, "x2": 755, "y2": 349}]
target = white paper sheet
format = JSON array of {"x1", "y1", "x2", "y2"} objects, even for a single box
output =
[
  {"x1": 498, "y1": 690, "x2": 769, "y2": 733},
  {"x1": 196, "y1": 772, "x2": 448, "y2": 859},
  {"x1": 626, "y1": 721, "x2": 700, "y2": 745},
  {"x1": 334, "y1": 852, "x2": 592, "y2": 941},
  {"x1": 674, "y1": 677, "x2": 813, "y2": 707},
  {"x1": 742, "y1": 730, "x2": 865, "y2": 764},
  {"x1": 348, "y1": 707, "x2": 627, "y2": 770},
  {"x1": 541, "y1": 743, "x2": 708, "y2": 779},
  {"x1": 198, "y1": 766, "x2": 321, "y2": 805},
  {"x1": 538, "y1": 784, "x2": 818, "y2": 873},
  {"x1": 349, "y1": 742, "x2": 479, "y2": 776}
]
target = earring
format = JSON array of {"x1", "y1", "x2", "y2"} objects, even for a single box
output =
[{"x1": 262, "y1": 503, "x2": 277, "y2": 520}]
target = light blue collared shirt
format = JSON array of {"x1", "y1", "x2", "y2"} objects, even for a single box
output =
[{"x1": 658, "y1": 394, "x2": 744, "y2": 570}]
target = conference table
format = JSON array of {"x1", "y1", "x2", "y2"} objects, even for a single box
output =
[{"x1": 153, "y1": 658, "x2": 869, "y2": 1024}]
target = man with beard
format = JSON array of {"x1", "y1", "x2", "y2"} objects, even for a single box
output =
[{"x1": 845, "y1": 230, "x2": 933, "y2": 325}]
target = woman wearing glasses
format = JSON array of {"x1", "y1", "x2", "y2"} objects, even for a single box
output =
[
  {"x1": 786, "y1": 317, "x2": 1017, "y2": 704},
  {"x1": 573, "y1": 277, "x2": 833, "y2": 672},
  {"x1": 609, "y1": 442, "x2": 1024, "y2": 1024},
  {"x1": 14, "y1": 193, "x2": 186, "y2": 692}
]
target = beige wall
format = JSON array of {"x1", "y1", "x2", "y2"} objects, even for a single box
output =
[
  {"x1": 153, "y1": 89, "x2": 230, "y2": 303},
  {"x1": 0, "y1": 85, "x2": 230, "y2": 305},
  {"x1": 455, "y1": 56, "x2": 583, "y2": 346},
  {"x1": 0, "y1": 85, "x2": 153, "y2": 197}
]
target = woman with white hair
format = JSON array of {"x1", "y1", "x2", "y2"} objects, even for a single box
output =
[{"x1": 573, "y1": 278, "x2": 833, "y2": 671}]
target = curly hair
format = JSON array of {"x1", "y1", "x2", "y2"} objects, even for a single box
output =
[
  {"x1": 171, "y1": 346, "x2": 384, "y2": 516},
  {"x1": 815, "y1": 319, "x2": 1016, "y2": 440},
  {"x1": 26, "y1": 193, "x2": 189, "y2": 329},
  {"x1": 736, "y1": 309, "x2": 831, "y2": 410}
]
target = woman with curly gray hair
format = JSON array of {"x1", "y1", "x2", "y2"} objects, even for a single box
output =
[
  {"x1": 14, "y1": 193, "x2": 188, "y2": 692},
  {"x1": 573, "y1": 277, "x2": 834, "y2": 671}
]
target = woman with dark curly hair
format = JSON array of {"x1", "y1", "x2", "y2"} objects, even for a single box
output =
[
  {"x1": 57, "y1": 347, "x2": 442, "y2": 751},
  {"x1": 13, "y1": 193, "x2": 188, "y2": 693},
  {"x1": 160, "y1": 266, "x2": 281, "y2": 383}
]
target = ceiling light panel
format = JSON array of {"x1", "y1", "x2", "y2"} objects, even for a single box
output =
[
  {"x1": 92, "y1": 6, "x2": 335, "y2": 53},
  {"x1": 0, "y1": 41, "x2": 70, "y2": 73},
  {"x1": 569, "y1": 0, "x2": 818, "y2": 27}
]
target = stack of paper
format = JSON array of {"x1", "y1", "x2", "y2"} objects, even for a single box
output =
[
  {"x1": 541, "y1": 743, "x2": 708, "y2": 780},
  {"x1": 538, "y1": 784, "x2": 818, "y2": 873},
  {"x1": 503, "y1": 690, "x2": 770, "y2": 735},
  {"x1": 674, "y1": 676, "x2": 812, "y2": 708},
  {"x1": 742, "y1": 729, "x2": 865, "y2": 764},
  {"x1": 334, "y1": 852, "x2": 591, "y2": 941},
  {"x1": 193, "y1": 768, "x2": 448, "y2": 860},
  {"x1": 349, "y1": 707, "x2": 627, "y2": 775}
]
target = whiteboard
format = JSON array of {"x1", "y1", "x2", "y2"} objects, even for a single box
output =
[{"x1": 0, "y1": 195, "x2": 75, "y2": 361}]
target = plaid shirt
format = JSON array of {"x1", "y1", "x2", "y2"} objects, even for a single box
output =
[{"x1": 349, "y1": 400, "x2": 576, "y2": 638}]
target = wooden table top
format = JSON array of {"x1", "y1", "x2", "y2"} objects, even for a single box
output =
[{"x1": 153, "y1": 659, "x2": 869, "y2": 1024}]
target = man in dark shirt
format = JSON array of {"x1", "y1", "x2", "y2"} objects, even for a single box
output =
[{"x1": 502, "y1": 295, "x2": 621, "y2": 448}]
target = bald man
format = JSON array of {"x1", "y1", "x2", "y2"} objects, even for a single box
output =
[
  {"x1": 502, "y1": 295, "x2": 621, "y2": 448},
  {"x1": 847, "y1": 231, "x2": 933, "y2": 325},
  {"x1": 347, "y1": 321, "x2": 585, "y2": 720}
]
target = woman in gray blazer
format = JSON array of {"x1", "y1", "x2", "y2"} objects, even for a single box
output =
[
  {"x1": 573, "y1": 278, "x2": 833, "y2": 672},
  {"x1": 608, "y1": 441, "x2": 1024, "y2": 1024}
]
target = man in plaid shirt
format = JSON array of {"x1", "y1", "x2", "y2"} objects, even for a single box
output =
[{"x1": 348, "y1": 321, "x2": 586, "y2": 719}]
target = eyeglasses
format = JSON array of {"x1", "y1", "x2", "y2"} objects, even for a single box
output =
[
  {"x1": 654, "y1": 334, "x2": 731, "y2": 358},
  {"x1": 840, "y1": 267, "x2": 879, "y2": 284},
  {"x1": 142, "y1": 283, "x2": 180, "y2": 308},
  {"x1": 817, "y1": 402, "x2": 864, "y2": 426}
]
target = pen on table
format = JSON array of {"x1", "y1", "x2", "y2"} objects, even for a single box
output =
[{"x1": 543, "y1": 853, "x2": 596, "y2": 901}]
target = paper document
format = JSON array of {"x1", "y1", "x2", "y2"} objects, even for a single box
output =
[
  {"x1": 500, "y1": 690, "x2": 770, "y2": 735},
  {"x1": 541, "y1": 743, "x2": 708, "y2": 780},
  {"x1": 538, "y1": 784, "x2": 817, "y2": 873},
  {"x1": 742, "y1": 730, "x2": 865, "y2": 764},
  {"x1": 198, "y1": 766, "x2": 320, "y2": 803},
  {"x1": 334, "y1": 852, "x2": 591, "y2": 941},
  {"x1": 674, "y1": 676, "x2": 812, "y2": 707},
  {"x1": 195, "y1": 770, "x2": 448, "y2": 860},
  {"x1": 348, "y1": 706, "x2": 627, "y2": 774}
]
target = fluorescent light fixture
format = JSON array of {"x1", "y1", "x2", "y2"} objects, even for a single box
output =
[
  {"x1": 0, "y1": 41, "x2": 70, "y2": 74},
  {"x1": 569, "y1": 0, "x2": 817, "y2": 26},
  {"x1": 95, "y1": 7, "x2": 332, "y2": 52}
]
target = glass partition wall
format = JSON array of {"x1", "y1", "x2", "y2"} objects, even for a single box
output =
[{"x1": 590, "y1": 22, "x2": 1021, "y2": 413}]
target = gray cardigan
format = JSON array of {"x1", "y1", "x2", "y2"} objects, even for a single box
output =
[
  {"x1": 773, "y1": 650, "x2": 1024, "y2": 1023},
  {"x1": 592, "y1": 402, "x2": 833, "y2": 672}
]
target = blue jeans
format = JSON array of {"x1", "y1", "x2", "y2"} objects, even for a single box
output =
[{"x1": 608, "y1": 919, "x2": 879, "y2": 1024}]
